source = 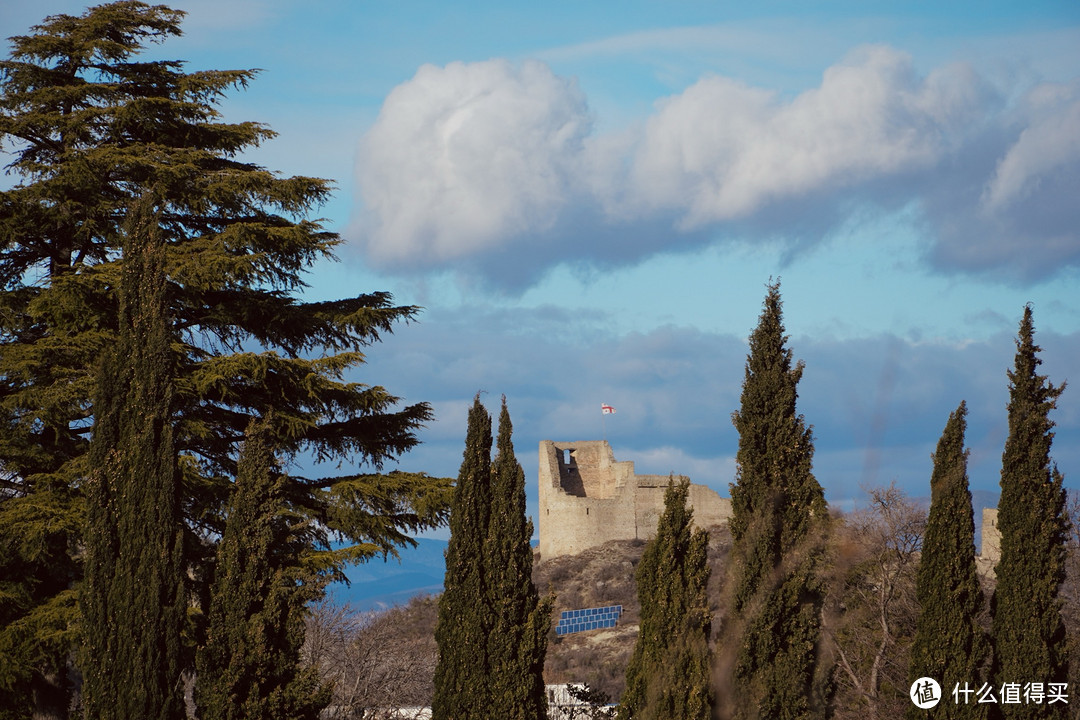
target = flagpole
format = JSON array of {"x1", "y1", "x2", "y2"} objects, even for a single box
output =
[{"x1": 600, "y1": 403, "x2": 615, "y2": 442}]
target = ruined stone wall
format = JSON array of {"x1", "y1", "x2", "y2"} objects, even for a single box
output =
[
  {"x1": 538, "y1": 440, "x2": 1006, "y2": 573},
  {"x1": 976, "y1": 507, "x2": 1001, "y2": 578},
  {"x1": 981, "y1": 507, "x2": 1000, "y2": 563},
  {"x1": 538, "y1": 440, "x2": 732, "y2": 560}
]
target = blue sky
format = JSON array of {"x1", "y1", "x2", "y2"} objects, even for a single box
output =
[{"x1": 4, "y1": 1, "x2": 1080, "y2": 540}]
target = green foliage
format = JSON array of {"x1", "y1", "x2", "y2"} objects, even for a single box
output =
[
  {"x1": 195, "y1": 416, "x2": 330, "y2": 720},
  {"x1": 991, "y1": 307, "x2": 1068, "y2": 720},
  {"x1": 907, "y1": 402, "x2": 987, "y2": 720},
  {"x1": 566, "y1": 684, "x2": 617, "y2": 719},
  {"x1": 619, "y1": 479, "x2": 712, "y2": 720},
  {"x1": 433, "y1": 396, "x2": 493, "y2": 720},
  {"x1": 0, "y1": 480, "x2": 80, "y2": 718},
  {"x1": 724, "y1": 282, "x2": 828, "y2": 720},
  {"x1": 488, "y1": 398, "x2": 553, "y2": 720},
  {"x1": 80, "y1": 197, "x2": 186, "y2": 719},
  {"x1": 0, "y1": 587, "x2": 78, "y2": 719},
  {"x1": 0, "y1": 2, "x2": 449, "y2": 712},
  {"x1": 433, "y1": 396, "x2": 550, "y2": 720}
]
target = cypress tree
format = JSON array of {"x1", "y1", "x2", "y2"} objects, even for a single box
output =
[
  {"x1": 619, "y1": 478, "x2": 712, "y2": 720},
  {"x1": 433, "y1": 396, "x2": 494, "y2": 720},
  {"x1": 991, "y1": 307, "x2": 1068, "y2": 720},
  {"x1": 488, "y1": 397, "x2": 552, "y2": 720},
  {"x1": 81, "y1": 196, "x2": 185, "y2": 719},
  {"x1": 433, "y1": 395, "x2": 550, "y2": 720},
  {"x1": 907, "y1": 401, "x2": 986, "y2": 720},
  {"x1": 195, "y1": 415, "x2": 331, "y2": 720},
  {"x1": 0, "y1": 3, "x2": 448, "y2": 709},
  {"x1": 724, "y1": 282, "x2": 828, "y2": 720}
]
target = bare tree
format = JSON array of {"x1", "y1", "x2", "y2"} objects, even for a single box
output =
[
  {"x1": 549, "y1": 683, "x2": 616, "y2": 720},
  {"x1": 823, "y1": 483, "x2": 926, "y2": 720},
  {"x1": 304, "y1": 597, "x2": 438, "y2": 719}
]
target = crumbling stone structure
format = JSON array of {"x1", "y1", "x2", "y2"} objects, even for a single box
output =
[
  {"x1": 977, "y1": 507, "x2": 1000, "y2": 577},
  {"x1": 538, "y1": 440, "x2": 732, "y2": 560}
]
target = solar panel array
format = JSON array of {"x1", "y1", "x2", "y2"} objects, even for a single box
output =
[{"x1": 555, "y1": 605, "x2": 623, "y2": 636}]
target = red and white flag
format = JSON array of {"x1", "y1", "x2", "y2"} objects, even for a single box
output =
[{"x1": 601, "y1": 404, "x2": 616, "y2": 415}]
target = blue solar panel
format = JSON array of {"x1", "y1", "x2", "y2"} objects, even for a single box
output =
[{"x1": 554, "y1": 604, "x2": 624, "y2": 636}]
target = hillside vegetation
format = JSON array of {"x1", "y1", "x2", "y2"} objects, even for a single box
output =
[
  {"x1": 309, "y1": 528, "x2": 732, "y2": 711},
  {"x1": 539, "y1": 528, "x2": 731, "y2": 699}
]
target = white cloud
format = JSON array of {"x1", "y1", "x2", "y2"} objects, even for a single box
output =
[
  {"x1": 983, "y1": 82, "x2": 1080, "y2": 210},
  {"x1": 538, "y1": 24, "x2": 785, "y2": 66},
  {"x1": 355, "y1": 59, "x2": 592, "y2": 267},
  {"x1": 924, "y1": 80, "x2": 1080, "y2": 279},
  {"x1": 353, "y1": 47, "x2": 1080, "y2": 286},
  {"x1": 625, "y1": 46, "x2": 984, "y2": 227}
]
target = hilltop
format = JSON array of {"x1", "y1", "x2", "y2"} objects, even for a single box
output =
[
  {"x1": 313, "y1": 527, "x2": 733, "y2": 710},
  {"x1": 538, "y1": 526, "x2": 731, "y2": 699}
]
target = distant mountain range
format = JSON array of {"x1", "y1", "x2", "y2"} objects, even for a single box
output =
[{"x1": 325, "y1": 537, "x2": 448, "y2": 611}]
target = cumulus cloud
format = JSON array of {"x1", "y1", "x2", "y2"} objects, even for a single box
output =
[
  {"x1": 921, "y1": 80, "x2": 1080, "y2": 279},
  {"x1": 623, "y1": 46, "x2": 985, "y2": 226},
  {"x1": 353, "y1": 47, "x2": 1080, "y2": 287},
  {"x1": 355, "y1": 59, "x2": 591, "y2": 267},
  {"x1": 984, "y1": 83, "x2": 1080, "y2": 210}
]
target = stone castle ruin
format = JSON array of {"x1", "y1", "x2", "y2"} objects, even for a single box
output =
[
  {"x1": 537, "y1": 440, "x2": 1004, "y2": 572},
  {"x1": 977, "y1": 507, "x2": 1000, "y2": 575},
  {"x1": 538, "y1": 440, "x2": 732, "y2": 559}
]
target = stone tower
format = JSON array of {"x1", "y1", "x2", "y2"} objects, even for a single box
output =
[{"x1": 537, "y1": 440, "x2": 731, "y2": 559}]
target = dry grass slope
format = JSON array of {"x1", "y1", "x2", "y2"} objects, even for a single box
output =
[
  {"x1": 538, "y1": 527, "x2": 732, "y2": 700},
  {"x1": 311, "y1": 527, "x2": 732, "y2": 710}
]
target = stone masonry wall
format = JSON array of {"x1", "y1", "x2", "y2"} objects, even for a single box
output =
[
  {"x1": 536, "y1": 440, "x2": 1005, "y2": 575},
  {"x1": 537, "y1": 440, "x2": 732, "y2": 560},
  {"x1": 976, "y1": 507, "x2": 1001, "y2": 578}
]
